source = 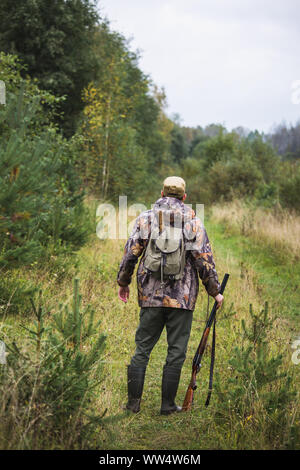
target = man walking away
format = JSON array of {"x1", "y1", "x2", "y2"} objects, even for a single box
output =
[{"x1": 117, "y1": 176, "x2": 224, "y2": 415}]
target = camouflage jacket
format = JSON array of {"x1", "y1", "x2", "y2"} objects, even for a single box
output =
[{"x1": 117, "y1": 197, "x2": 221, "y2": 311}]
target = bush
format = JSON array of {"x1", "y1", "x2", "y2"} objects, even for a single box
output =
[
  {"x1": 279, "y1": 163, "x2": 300, "y2": 211},
  {"x1": 214, "y1": 303, "x2": 298, "y2": 448},
  {"x1": 208, "y1": 155, "x2": 263, "y2": 202},
  {"x1": 0, "y1": 279, "x2": 106, "y2": 449}
]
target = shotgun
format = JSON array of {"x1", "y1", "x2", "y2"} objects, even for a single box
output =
[{"x1": 182, "y1": 273, "x2": 230, "y2": 411}]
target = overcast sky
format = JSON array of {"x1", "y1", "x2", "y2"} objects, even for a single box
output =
[{"x1": 98, "y1": 0, "x2": 300, "y2": 133}]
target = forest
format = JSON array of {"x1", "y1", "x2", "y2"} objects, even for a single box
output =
[{"x1": 0, "y1": 0, "x2": 299, "y2": 450}]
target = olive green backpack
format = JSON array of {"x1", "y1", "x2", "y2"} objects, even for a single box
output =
[{"x1": 143, "y1": 210, "x2": 186, "y2": 285}]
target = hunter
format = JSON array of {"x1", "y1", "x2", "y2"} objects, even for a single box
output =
[{"x1": 117, "y1": 176, "x2": 224, "y2": 415}]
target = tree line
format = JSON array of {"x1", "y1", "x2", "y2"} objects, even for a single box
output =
[{"x1": 0, "y1": 0, "x2": 299, "y2": 273}]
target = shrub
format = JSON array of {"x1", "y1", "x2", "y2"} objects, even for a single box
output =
[
  {"x1": 214, "y1": 303, "x2": 298, "y2": 448},
  {"x1": 0, "y1": 279, "x2": 106, "y2": 449}
]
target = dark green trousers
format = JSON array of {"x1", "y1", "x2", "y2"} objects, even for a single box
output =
[{"x1": 130, "y1": 307, "x2": 193, "y2": 369}]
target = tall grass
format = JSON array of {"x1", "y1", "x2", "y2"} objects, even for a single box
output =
[
  {"x1": 211, "y1": 200, "x2": 300, "y2": 260},
  {"x1": 0, "y1": 199, "x2": 299, "y2": 449}
]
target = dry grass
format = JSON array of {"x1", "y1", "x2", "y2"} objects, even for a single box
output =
[{"x1": 211, "y1": 200, "x2": 300, "y2": 260}]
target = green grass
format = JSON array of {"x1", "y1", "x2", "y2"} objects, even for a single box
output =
[
  {"x1": 205, "y1": 218, "x2": 300, "y2": 322},
  {"x1": 88, "y1": 220, "x2": 299, "y2": 450},
  {"x1": 1, "y1": 206, "x2": 299, "y2": 450}
]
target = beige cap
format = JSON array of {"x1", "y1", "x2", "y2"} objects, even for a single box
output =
[{"x1": 163, "y1": 176, "x2": 186, "y2": 198}]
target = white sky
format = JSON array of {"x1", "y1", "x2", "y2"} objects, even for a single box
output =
[{"x1": 98, "y1": 0, "x2": 300, "y2": 133}]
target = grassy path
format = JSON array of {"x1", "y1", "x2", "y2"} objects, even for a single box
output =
[
  {"x1": 3, "y1": 212, "x2": 298, "y2": 449},
  {"x1": 205, "y1": 219, "x2": 300, "y2": 323}
]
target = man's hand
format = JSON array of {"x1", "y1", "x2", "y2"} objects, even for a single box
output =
[
  {"x1": 214, "y1": 293, "x2": 224, "y2": 309},
  {"x1": 118, "y1": 286, "x2": 129, "y2": 303}
]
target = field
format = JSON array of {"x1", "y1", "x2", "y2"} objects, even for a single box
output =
[{"x1": 1, "y1": 199, "x2": 299, "y2": 450}]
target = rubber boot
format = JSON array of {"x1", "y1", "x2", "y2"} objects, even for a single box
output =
[
  {"x1": 160, "y1": 366, "x2": 182, "y2": 415},
  {"x1": 125, "y1": 365, "x2": 146, "y2": 413}
]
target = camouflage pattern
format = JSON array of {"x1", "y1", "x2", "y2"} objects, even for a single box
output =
[
  {"x1": 163, "y1": 176, "x2": 186, "y2": 198},
  {"x1": 117, "y1": 197, "x2": 221, "y2": 311}
]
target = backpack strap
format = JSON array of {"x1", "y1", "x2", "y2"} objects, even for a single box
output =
[{"x1": 159, "y1": 210, "x2": 163, "y2": 234}]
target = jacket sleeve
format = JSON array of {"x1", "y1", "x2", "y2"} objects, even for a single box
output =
[
  {"x1": 189, "y1": 218, "x2": 221, "y2": 297},
  {"x1": 117, "y1": 214, "x2": 148, "y2": 287}
]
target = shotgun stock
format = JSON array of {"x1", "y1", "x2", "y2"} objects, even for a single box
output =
[{"x1": 182, "y1": 273, "x2": 229, "y2": 411}]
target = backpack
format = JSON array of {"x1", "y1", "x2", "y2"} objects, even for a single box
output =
[{"x1": 143, "y1": 209, "x2": 186, "y2": 285}]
